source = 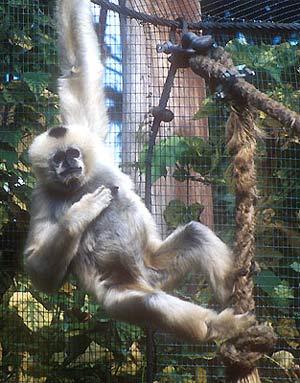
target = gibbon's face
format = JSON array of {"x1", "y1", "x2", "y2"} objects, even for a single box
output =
[
  {"x1": 50, "y1": 145, "x2": 84, "y2": 190},
  {"x1": 42, "y1": 126, "x2": 86, "y2": 192},
  {"x1": 29, "y1": 126, "x2": 100, "y2": 194}
]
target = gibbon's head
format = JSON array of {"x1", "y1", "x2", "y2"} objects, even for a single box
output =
[{"x1": 29, "y1": 126, "x2": 101, "y2": 193}]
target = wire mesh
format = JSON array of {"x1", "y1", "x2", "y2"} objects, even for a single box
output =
[
  {"x1": 0, "y1": 1, "x2": 299, "y2": 382},
  {"x1": 125, "y1": 0, "x2": 300, "y2": 23}
]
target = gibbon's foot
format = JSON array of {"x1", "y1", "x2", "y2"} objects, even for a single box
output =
[{"x1": 206, "y1": 308, "x2": 256, "y2": 341}]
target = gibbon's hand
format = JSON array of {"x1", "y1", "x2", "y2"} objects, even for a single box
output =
[
  {"x1": 66, "y1": 186, "x2": 113, "y2": 234},
  {"x1": 72, "y1": 186, "x2": 112, "y2": 217}
]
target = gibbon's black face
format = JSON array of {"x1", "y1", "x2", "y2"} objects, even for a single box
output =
[
  {"x1": 39, "y1": 126, "x2": 86, "y2": 193},
  {"x1": 49, "y1": 146, "x2": 84, "y2": 191}
]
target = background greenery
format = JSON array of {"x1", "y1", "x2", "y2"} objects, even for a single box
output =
[{"x1": 0, "y1": 1, "x2": 299, "y2": 382}]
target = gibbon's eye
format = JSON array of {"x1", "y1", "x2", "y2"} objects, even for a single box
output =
[
  {"x1": 52, "y1": 150, "x2": 65, "y2": 164},
  {"x1": 66, "y1": 147, "x2": 80, "y2": 158}
]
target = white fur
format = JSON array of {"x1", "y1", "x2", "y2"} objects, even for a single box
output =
[{"x1": 57, "y1": 0, "x2": 108, "y2": 138}]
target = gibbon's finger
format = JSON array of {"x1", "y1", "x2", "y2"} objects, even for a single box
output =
[
  {"x1": 95, "y1": 188, "x2": 113, "y2": 206},
  {"x1": 92, "y1": 185, "x2": 107, "y2": 196},
  {"x1": 95, "y1": 187, "x2": 113, "y2": 201}
]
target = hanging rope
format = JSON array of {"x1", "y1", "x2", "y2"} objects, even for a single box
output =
[
  {"x1": 226, "y1": 106, "x2": 258, "y2": 315},
  {"x1": 220, "y1": 105, "x2": 277, "y2": 382}
]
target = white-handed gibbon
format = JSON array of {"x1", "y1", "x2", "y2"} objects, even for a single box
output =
[{"x1": 24, "y1": 0, "x2": 255, "y2": 342}]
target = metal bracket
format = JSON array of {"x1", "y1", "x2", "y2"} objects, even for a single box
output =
[{"x1": 157, "y1": 32, "x2": 214, "y2": 68}]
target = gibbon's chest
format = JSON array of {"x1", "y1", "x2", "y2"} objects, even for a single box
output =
[{"x1": 79, "y1": 194, "x2": 146, "y2": 248}]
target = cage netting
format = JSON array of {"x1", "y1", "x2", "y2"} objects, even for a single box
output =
[{"x1": 0, "y1": 0, "x2": 300, "y2": 382}]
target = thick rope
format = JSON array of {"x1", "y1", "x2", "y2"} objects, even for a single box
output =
[
  {"x1": 220, "y1": 106, "x2": 277, "y2": 382},
  {"x1": 189, "y1": 48, "x2": 300, "y2": 136},
  {"x1": 186, "y1": 47, "x2": 279, "y2": 380},
  {"x1": 227, "y1": 106, "x2": 257, "y2": 314},
  {"x1": 92, "y1": 0, "x2": 300, "y2": 32}
]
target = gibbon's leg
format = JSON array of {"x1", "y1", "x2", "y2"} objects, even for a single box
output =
[
  {"x1": 102, "y1": 286, "x2": 255, "y2": 342},
  {"x1": 150, "y1": 221, "x2": 235, "y2": 303}
]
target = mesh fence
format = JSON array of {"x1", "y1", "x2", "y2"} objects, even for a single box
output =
[{"x1": 0, "y1": 0, "x2": 300, "y2": 382}]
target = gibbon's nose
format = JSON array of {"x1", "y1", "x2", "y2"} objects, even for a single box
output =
[
  {"x1": 64, "y1": 148, "x2": 80, "y2": 167},
  {"x1": 64, "y1": 157, "x2": 77, "y2": 168}
]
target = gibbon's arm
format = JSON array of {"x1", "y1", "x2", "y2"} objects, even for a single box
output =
[
  {"x1": 24, "y1": 186, "x2": 112, "y2": 292},
  {"x1": 57, "y1": 0, "x2": 108, "y2": 139},
  {"x1": 24, "y1": 219, "x2": 80, "y2": 292}
]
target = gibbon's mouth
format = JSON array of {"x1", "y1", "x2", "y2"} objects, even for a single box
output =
[{"x1": 60, "y1": 167, "x2": 82, "y2": 177}]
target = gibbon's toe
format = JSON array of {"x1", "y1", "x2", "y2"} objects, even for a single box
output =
[
  {"x1": 207, "y1": 308, "x2": 256, "y2": 341},
  {"x1": 234, "y1": 312, "x2": 257, "y2": 332}
]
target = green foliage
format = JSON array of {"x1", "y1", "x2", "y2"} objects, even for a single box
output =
[
  {"x1": 139, "y1": 136, "x2": 224, "y2": 186},
  {"x1": 1, "y1": 3, "x2": 300, "y2": 381},
  {"x1": 163, "y1": 200, "x2": 204, "y2": 229},
  {"x1": 226, "y1": 40, "x2": 299, "y2": 84},
  {"x1": 139, "y1": 136, "x2": 189, "y2": 183},
  {"x1": 0, "y1": 0, "x2": 59, "y2": 229}
]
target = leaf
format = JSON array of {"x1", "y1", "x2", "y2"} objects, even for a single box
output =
[
  {"x1": 111, "y1": 342, "x2": 143, "y2": 377},
  {"x1": 74, "y1": 341, "x2": 110, "y2": 365},
  {"x1": 290, "y1": 262, "x2": 300, "y2": 272},
  {"x1": 1, "y1": 149, "x2": 18, "y2": 168},
  {"x1": 9, "y1": 291, "x2": 54, "y2": 331},
  {"x1": 163, "y1": 200, "x2": 203, "y2": 229},
  {"x1": 23, "y1": 72, "x2": 50, "y2": 96},
  {"x1": 193, "y1": 97, "x2": 217, "y2": 120},
  {"x1": 9, "y1": 31, "x2": 33, "y2": 50},
  {"x1": 163, "y1": 200, "x2": 186, "y2": 228},
  {"x1": 139, "y1": 136, "x2": 188, "y2": 183},
  {"x1": 267, "y1": 66, "x2": 282, "y2": 83},
  {"x1": 273, "y1": 282, "x2": 294, "y2": 299},
  {"x1": 271, "y1": 350, "x2": 295, "y2": 369},
  {"x1": 195, "y1": 367, "x2": 207, "y2": 383},
  {"x1": 254, "y1": 270, "x2": 282, "y2": 295},
  {"x1": 276, "y1": 319, "x2": 300, "y2": 349},
  {"x1": 173, "y1": 167, "x2": 189, "y2": 182},
  {"x1": 1, "y1": 87, "x2": 16, "y2": 103},
  {"x1": 225, "y1": 40, "x2": 298, "y2": 84},
  {"x1": 0, "y1": 131, "x2": 23, "y2": 147},
  {"x1": 271, "y1": 281, "x2": 294, "y2": 309},
  {"x1": 9, "y1": 0, "x2": 28, "y2": 6},
  {"x1": 60, "y1": 281, "x2": 76, "y2": 295}
]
